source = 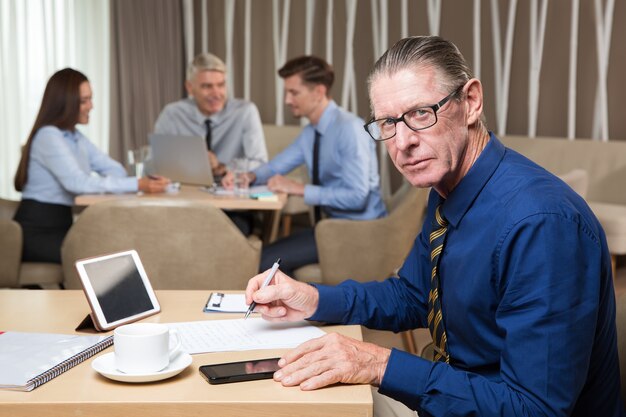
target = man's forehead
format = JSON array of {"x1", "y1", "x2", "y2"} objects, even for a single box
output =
[
  {"x1": 195, "y1": 70, "x2": 226, "y2": 83},
  {"x1": 370, "y1": 68, "x2": 442, "y2": 114}
]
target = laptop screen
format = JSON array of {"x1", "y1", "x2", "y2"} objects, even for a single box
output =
[{"x1": 149, "y1": 133, "x2": 214, "y2": 186}]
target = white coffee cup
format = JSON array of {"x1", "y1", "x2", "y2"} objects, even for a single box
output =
[{"x1": 114, "y1": 323, "x2": 182, "y2": 374}]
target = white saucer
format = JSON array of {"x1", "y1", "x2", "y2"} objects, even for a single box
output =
[{"x1": 92, "y1": 352, "x2": 192, "y2": 383}]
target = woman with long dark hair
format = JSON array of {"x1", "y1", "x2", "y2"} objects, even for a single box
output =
[{"x1": 13, "y1": 68, "x2": 169, "y2": 264}]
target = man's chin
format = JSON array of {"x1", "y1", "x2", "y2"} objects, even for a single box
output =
[
  {"x1": 403, "y1": 171, "x2": 436, "y2": 189},
  {"x1": 202, "y1": 102, "x2": 225, "y2": 115}
]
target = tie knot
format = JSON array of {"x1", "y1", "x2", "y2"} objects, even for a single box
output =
[{"x1": 205, "y1": 119, "x2": 212, "y2": 129}]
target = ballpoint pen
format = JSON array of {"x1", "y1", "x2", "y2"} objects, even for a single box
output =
[{"x1": 244, "y1": 258, "x2": 281, "y2": 319}]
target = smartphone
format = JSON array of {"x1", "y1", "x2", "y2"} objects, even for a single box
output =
[{"x1": 199, "y1": 357, "x2": 281, "y2": 384}]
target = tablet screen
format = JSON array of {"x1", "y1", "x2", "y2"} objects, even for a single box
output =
[{"x1": 76, "y1": 250, "x2": 160, "y2": 330}]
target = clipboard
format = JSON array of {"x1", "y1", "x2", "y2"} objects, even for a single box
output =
[{"x1": 203, "y1": 292, "x2": 249, "y2": 313}]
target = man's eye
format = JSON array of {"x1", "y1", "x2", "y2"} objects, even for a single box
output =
[
  {"x1": 380, "y1": 118, "x2": 395, "y2": 127},
  {"x1": 408, "y1": 108, "x2": 430, "y2": 118}
]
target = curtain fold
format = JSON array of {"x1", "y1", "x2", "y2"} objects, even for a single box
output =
[
  {"x1": 109, "y1": 0, "x2": 185, "y2": 163},
  {"x1": 0, "y1": 0, "x2": 109, "y2": 200}
]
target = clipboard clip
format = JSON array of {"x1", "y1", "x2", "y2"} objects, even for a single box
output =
[{"x1": 210, "y1": 292, "x2": 224, "y2": 308}]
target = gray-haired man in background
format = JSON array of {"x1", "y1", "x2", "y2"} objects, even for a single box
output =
[{"x1": 154, "y1": 52, "x2": 268, "y2": 178}]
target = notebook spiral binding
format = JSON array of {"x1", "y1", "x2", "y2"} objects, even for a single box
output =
[{"x1": 26, "y1": 335, "x2": 114, "y2": 391}]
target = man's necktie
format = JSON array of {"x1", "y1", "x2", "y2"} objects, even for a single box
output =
[
  {"x1": 205, "y1": 119, "x2": 212, "y2": 150},
  {"x1": 312, "y1": 130, "x2": 321, "y2": 223},
  {"x1": 428, "y1": 204, "x2": 450, "y2": 363}
]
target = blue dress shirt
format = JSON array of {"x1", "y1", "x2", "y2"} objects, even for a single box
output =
[
  {"x1": 21, "y1": 126, "x2": 137, "y2": 206},
  {"x1": 310, "y1": 134, "x2": 623, "y2": 416},
  {"x1": 253, "y1": 101, "x2": 387, "y2": 220}
]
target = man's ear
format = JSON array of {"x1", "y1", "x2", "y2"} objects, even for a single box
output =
[
  {"x1": 464, "y1": 78, "x2": 483, "y2": 126},
  {"x1": 185, "y1": 80, "x2": 193, "y2": 97},
  {"x1": 315, "y1": 83, "x2": 328, "y2": 99}
]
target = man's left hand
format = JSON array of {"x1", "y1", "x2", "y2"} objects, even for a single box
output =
[{"x1": 273, "y1": 333, "x2": 391, "y2": 390}]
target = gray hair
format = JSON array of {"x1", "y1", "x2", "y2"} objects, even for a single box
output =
[
  {"x1": 186, "y1": 53, "x2": 227, "y2": 81},
  {"x1": 368, "y1": 35, "x2": 486, "y2": 128}
]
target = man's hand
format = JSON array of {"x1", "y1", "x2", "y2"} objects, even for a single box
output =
[
  {"x1": 245, "y1": 270, "x2": 319, "y2": 321},
  {"x1": 138, "y1": 175, "x2": 170, "y2": 193},
  {"x1": 208, "y1": 151, "x2": 227, "y2": 177},
  {"x1": 267, "y1": 175, "x2": 305, "y2": 196},
  {"x1": 274, "y1": 333, "x2": 391, "y2": 390}
]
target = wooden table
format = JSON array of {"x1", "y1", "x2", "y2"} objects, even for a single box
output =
[
  {"x1": 0, "y1": 290, "x2": 372, "y2": 417},
  {"x1": 75, "y1": 185, "x2": 288, "y2": 243}
]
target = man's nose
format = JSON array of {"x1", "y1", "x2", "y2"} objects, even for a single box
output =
[{"x1": 393, "y1": 121, "x2": 418, "y2": 150}]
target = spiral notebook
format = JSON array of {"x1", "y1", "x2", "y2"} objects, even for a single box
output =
[{"x1": 0, "y1": 331, "x2": 113, "y2": 391}]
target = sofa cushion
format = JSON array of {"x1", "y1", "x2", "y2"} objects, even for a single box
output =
[
  {"x1": 557, "y1": 169, "x2": 589, "y2": 199},
  {"x1": 589, "y1": 202, "x2": 626, "y2": 255}
]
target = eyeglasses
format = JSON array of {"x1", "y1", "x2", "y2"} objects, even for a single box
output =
[{"x1": 363, "y1": 86, "x2": 463, "y2": 141}]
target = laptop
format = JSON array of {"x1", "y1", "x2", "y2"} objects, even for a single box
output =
[{"x1": 149, "y1": 133, "x2": 214, "y2": 186}]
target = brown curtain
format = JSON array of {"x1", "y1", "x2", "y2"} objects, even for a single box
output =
[{"x1": 109, "y1": 0, "x2": 186, "y2": 163}]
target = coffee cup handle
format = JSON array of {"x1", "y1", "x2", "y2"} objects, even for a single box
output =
[{"x1": 168, "y1": 329, "x2": 183, "y2": 360}]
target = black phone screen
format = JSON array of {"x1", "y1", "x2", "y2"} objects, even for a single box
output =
[{"x1": 199, "y1": 358, "x2": 281, "y2": 384}]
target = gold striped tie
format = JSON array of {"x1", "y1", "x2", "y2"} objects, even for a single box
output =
[{"x1": 428, "y1": 204, "x2": 450, "y2": 363}]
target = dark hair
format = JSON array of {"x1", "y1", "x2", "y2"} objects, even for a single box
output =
[
  {"x1": 278, "y1": 56, "x2": 334, "y2": 95},
  {"x1": 14, "y1": 68, "x2": 88, "y2": 191}
]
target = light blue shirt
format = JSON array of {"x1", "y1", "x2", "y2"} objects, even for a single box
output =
[
  {"x1": 154, "y1": 97, "x2": 268, "y2": 169},
  {"x1": 253, "y1": 101, "x2": 387, "y2": 220},
  {"x1": 21, "y1": 126, "x2": 137, "y2": 206}
]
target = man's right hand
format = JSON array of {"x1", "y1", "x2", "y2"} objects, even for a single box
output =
[{"x1": 245, "y1": 270, "x2": 319, "y2": 321}]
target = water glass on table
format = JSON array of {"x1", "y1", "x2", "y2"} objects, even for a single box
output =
[
  {"x1": 127, "y1": 146, "x2": 150, "y2": 178},
  {"x1": 230, "y1": 158, "x2": 250, "y2": 196}
]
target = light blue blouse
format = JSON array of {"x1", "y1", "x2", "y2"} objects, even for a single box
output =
[{"x1": 21, "y1": 126, "x2": 137, "y2": 206}]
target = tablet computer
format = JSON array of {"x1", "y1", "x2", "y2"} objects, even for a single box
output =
[{"x1": 75, "y1": 250, "x2": 161, "y2": 331}]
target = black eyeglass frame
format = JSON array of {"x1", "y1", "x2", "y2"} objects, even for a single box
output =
[{"x1": 363, "y1": 85, "x2": 464, "y2": 141}]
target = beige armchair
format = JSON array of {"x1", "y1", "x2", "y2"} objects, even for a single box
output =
[
  {"x1": 0, "y1": 198, "x2": 64, "y2": 289},
  {"x1": 294, "y1": 182, "x2": 429, "y2": 285},
  {"x1": 61, "y1": 199, "x2": 261, "y2": 290},
  {"x1": 292, "y1": 183, "x2": 430, "y2": 354}
]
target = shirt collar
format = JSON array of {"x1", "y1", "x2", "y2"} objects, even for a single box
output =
[
  {"x1": 190, "y1": 97, "x2": 231, "y2": 125},
  {"x1": 313, "y1": 100, "x2": 338, "y2": 136},
  {"x1": 440, "y1": 132, "x2": 505, "y2": 228}
]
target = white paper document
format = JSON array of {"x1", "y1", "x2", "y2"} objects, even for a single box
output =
[{"x1": 166, "y1": 319, "x2": 326, "y2": 354}]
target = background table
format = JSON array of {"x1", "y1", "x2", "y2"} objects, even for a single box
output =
[
  {"x1": 0, "y1": 290, "x2": 372, "y2": 417},
  {"x1": 74, "y1": 185, "x2": 288, "y2": 243}
]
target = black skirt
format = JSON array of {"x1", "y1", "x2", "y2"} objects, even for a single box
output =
[{"x1": 13, "y1": 199, "x2": 73, "y2": 264}]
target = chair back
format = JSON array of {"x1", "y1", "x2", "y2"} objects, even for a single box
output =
[
  {"x1": 61, "y1": 199, "x2": 261, "y2": 290},
  {"x1": 315, "y1": 183, "x2": 429, "y2": 285},
  {"x1": 0, "y1": 198, "x2": 21, "y2": 288},
  {"x1": 0, "y1": 198, "x2": 19, "y2": 220}
]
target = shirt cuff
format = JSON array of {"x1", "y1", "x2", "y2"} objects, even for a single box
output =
[
  {"x1": 308, "y1": 284, "x2": 347, "y2": 323},
  {"x1": 303, "y1": 184, "x2": 321, "y2": 206},
  {"x1": 378, "y1": 348, "x2": 433, "y2": 410},
  {"x1": 124, "y1": 176, "x2": 140, "y2": 193},
  {"x1": 252, "y1": 164, "x2": 273, "y2": 185}
]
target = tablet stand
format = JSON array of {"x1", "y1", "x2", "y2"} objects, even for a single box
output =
[{"x1": 75, "y1": 313, "x2": 102, "y2": 333}]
